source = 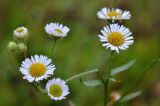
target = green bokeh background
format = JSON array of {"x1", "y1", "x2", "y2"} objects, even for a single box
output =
[{"x1": 0, "y1": 0, "x2": 160, "y2": 106}]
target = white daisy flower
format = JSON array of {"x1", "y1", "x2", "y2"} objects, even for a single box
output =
[
  {"x1": 20, "y1": 55, "x2": 56, "y2": 82},
  {"x1": 45, "y1": 22, "x2": 70, "y2": 37},
  {"x1": 97, "y1": 8, "x2": 131, "y2": 22},
  {"x1": 14, "y1": 27, "x2": 28, "y2": 40},
  {"x1": 98, "y1": 23, "x2": 134, "y2": 53},
  {"x1": 46, "y1": 78, "x2": 70, "y2": 101}
]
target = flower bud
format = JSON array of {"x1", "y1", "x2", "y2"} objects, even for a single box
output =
[
  {"x1": 17, "y1": 43, "x2": 27, "y2": 53},
  {"x1": 7, "y1": 41, "x2": 17, "y2": 52},
  {"x1": 14, "y1": 27, "x2": 28, "y2": 40}
]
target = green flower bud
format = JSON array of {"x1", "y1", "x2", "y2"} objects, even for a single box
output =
[
  {"x1": 7, "y1": 41, "x2": 17, "y2": 52},
  {"x1": 17, "y1": 43, "x2": 27, "y2": 53}
]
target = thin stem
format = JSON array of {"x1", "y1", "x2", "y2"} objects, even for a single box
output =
[
  {"x1": 50, "y1": 37, "x2": 57, "y2": 57},
  {"x1": 104, "y1": 82, "x2": 108, "y2": 106},
  {"x1": 23, "y1": 39, "x2": 27, "y2": 58},
  {"x1": 65, "y1": 69, "x2": 99, "y2": 83},
  {"x1": 97, "y1": 72, "x2": 105, "y2": 84},
  {"x1": 32, "y1": 82, "x2": 47, "y2": 95},
  {"x1": 112, "y1": 0, "x2": 117, "y2": 8},
  {"x1": 116, "y1": 59, "x2": 159, "y2": 104},
  {"x1": 105, "y1": 50, "x2": 112, "y2": 80},
  {"x1": 104, "y1": 51, "x2": 113, "y2": 106}
]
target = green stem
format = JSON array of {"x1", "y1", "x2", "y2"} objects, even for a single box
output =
[
  {"x1": 32, "y1": 82, "x2": 47, "y2": 95},
  {"x1": 116, "y1": 59, "x2": 160, "y2": 104},
  {"x1": 50, "y1": 37, "x2": 57, "y2": 57},
  {"x1": 104, "y1": 82, "x2": 108, "y2": 106},
  {"x1": 65, "y1": 69, "x2": 99, "y2": 83},
  {"x1": 23, "y1": 39, "x2": 27, "y2": 58},
  {"x1": 104, "y1": 51, "x2": 113, "y2": 106},
  {"x1": 112, "y1": 0, "x2": 117, "y2": 8}
]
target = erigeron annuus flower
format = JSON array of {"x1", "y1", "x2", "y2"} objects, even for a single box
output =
[
  {"x1": 14, "y1": 27, "x2": 28, "y2": 40},
  {"x1": 97, "y1": 8, "x2": 131, "y2": 21},
  {"x1": 45, "y1": 22, "x2": 70, "y2": 37},
  {"x1": 46, "y1": 78, "x2": 69, "y2": 101},
  {"x1": 20, "y1": 55, "x2": 56, "y2": 82},
  {"x1": 98, "y1": 23, "x2": 134, "y2": 53}
]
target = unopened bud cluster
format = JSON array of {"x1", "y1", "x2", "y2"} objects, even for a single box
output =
[
  {"x1": 7, "y1": 26, "x2": 28, "y2": 53},
  {"x1": 7, "y1": 41, "x2": 27, "y2": 53}
]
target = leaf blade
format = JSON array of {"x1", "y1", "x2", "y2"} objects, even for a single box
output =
[
  {"x1": 111, "y1": 59, "x2": 136, "y2": 76},
  {"x1": 120, "y1": 91, "x2": 142, "y2": 102},
  {"x1": 80, "y1": 79, "x2": 103, "y2": 87}
]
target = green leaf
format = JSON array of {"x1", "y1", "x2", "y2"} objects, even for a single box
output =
[
  {"x1": 68, "y1": 100, "x2": 75, "y2": 106},
  {"x1": 120, "y1": 91, "x2": 142, "y2": 102},
  {"x1": 109, "y1": 77, "x2": 120, "y2": 83},
  {"x1": 111, "y1": 59, "x2": 136, "y2": 76},
  {"x1": 80, "y1": 79, "x2": 103, "y2": 87},
  {"x1": 65, "y1": 69, "x2": 99, "y2": 82}
]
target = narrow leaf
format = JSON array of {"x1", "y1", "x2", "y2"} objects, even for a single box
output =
[
  {"x1": 80, "y1": 79, "x2": 103, "y2": 87},
  {"x1": 109, "y1": 77, "x2": 120, "y2": 83},
  {"x1": 66, "y1": 69, "x2": 98, "y2": 82},
  {"x1": 111, "y1": 59, "x2": 136, "y2": 76},
  {"x1": 68, "y1": 100, "x2": 75, "y2": 106},
  {"x1": 120, "y1": 91, "x2": 142, "y2": 102}
]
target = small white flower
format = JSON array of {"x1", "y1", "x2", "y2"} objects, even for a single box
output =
[
  {"x1": 98, "y1": 23, "x2": 134, "y2": 53},
  {"x1": 46, "y1": 78, "x2": 70, "y2": 101},
  {"x1": 20, "y1": 55, "x2": 56, "y2": 82},
  {"x1": 14, "y1": 27, "x2": 28, "y2": 40},
  {"x1": 45, "y1": 22, "x2": 70, "y2": 37},
  {"x1": 97, "y1": 8, "x2": 131, "y2": 21}
]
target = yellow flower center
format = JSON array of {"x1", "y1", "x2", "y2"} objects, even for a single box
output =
[
  {"x1": 49, "y1": 84, "x2": 62, "y2": 97},
  {"x1": 29, "y1": 63, "x2": 46, "y2": 77},
  {"x1": 107, "y1": 32, "x2": 125, "y2": 46},
  {"x1": 17, "y1": 28, "x2": 24, "y2": 33},
  {"x1": 55, "y1": 29, "x2": 63, "y2": 34},
  {"x1": 108, "y1": 11, "x2": 121, "y2": 18}
]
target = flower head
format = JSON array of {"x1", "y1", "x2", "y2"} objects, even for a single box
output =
[
  {"x1": 97, "y1": 8, "x2": 131, "y2": 22},
  {"x1": 17, "y1": 43, "x2": 27, "y2": 53},
  {"x1": 45, "y1": 22, "x2": 70, "y2": 37},
  {"x1": 98, "y1": 23, "x2": 134, "y2": 53},
  {"x1": 46, "y1": 78, "x2": 69, "y2": 101},
  {"x1": 14, "y1": 27, "x2": 28, "y2": 40},
  {"x1": 20, "y1": 55, "x2": 56, "y2": 82},
  {"x1": 7, "y1": 41, "x2": 17, "y2": 52}
]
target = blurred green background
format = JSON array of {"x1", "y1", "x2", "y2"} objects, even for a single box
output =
[{"x1": 0, "y1": 0, "x2": 160, "y2": 106}]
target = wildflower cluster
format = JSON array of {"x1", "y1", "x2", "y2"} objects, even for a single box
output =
[
  {"x1": 97, "y1": 7, "x2": 134, "y2": 53},
  {"x1": 8, "y1": 23, "x2": 70, "y2": 101},
  {"x1": 7, "y1": 1, "x2": 159, "y2": 105},
  {"x1": 94, "y1": 5, "x2": 135, "y2": 106},
  {"x1": 8, "y1": 27, "x2": 28, "y2": 53}
]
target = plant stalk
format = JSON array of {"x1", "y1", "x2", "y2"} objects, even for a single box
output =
[
  {"x1": 104, "y1": 51, "x2": 113, "y2": 106},
  {"x1": 50, "y1": 37, "x2": 57, "y2": 57}
]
